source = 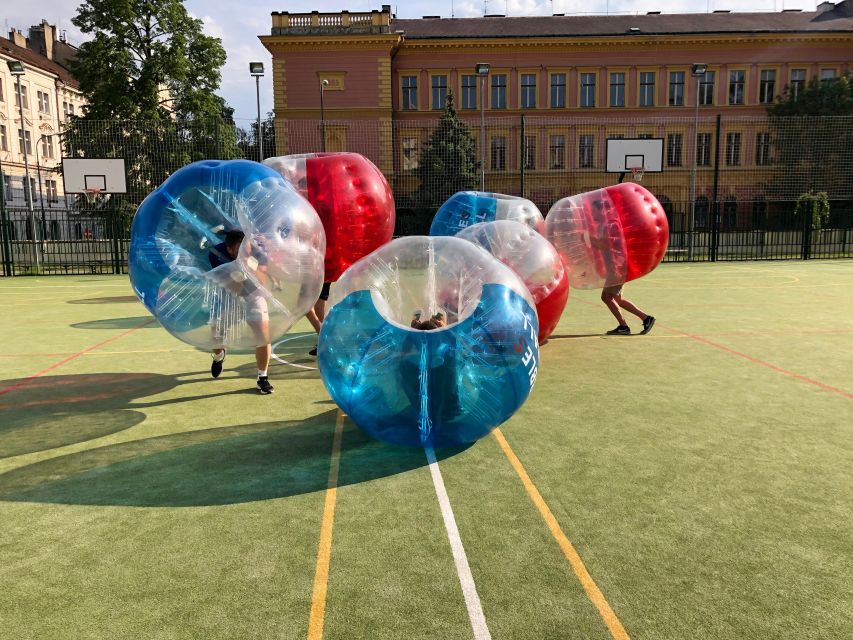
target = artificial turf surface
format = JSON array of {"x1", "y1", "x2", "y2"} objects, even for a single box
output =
[{"x1": 0, "y1": 260, "x2": 851, "y2": 639}]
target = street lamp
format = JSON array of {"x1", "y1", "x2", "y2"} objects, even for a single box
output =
[
  {"x1": 688, "y1": 62, "x2": 707, "y2": 260},
  {"x1": 319, "y1": 79, "x2": 329, "y2": 152},
  {"x1": 475, "y1": 62, "x2": 490, "y2": 191},
  {"x1": 249, "y1": 62, "x2": 265, "y2": 161},
  {"x1": 7, "y1": 59, "x2": 40, "y2": 271}
]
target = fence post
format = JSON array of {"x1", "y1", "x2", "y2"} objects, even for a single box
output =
[
  {"x1": 110, "y1": 200, "x2": 122, "y2": 275},
  {"x1": 801, "y1": 205, "x2": 812, "y2": 260},
  {"x1": 710, "y1": 114, "x2": 722, "y2": 262},
  {"x1": 520, "y1": 114, "x2": 525, "y2": 198},
  {"x1": 0, "y1": 167, "x2": 12, "y2": 277}
]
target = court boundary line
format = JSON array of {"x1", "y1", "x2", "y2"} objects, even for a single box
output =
[
  {"x1": 307, "y1": 409, "x2": 345, "y2": 640},
  {"x1": 426, "y1": 446, "x2": 492, "y2": 640},
  {"x1": 0, "y1": 318, "x2": 156, "y2": 397},
  {"x1": 493, "y1": 428, "x2": 630, "y2": 640}
]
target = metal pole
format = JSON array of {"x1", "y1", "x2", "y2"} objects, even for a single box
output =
[
  {"x1": 710, "y1": 114, "x2": 722, "y2": 262},
  {"x1": 0, "y1": 153, "x2": 14, "y2": 276},
  {"x1": 688, "y1": 75, "x2": 700, "y2": 261},
  {"x1": 256, "y1": 75, "x2": 263, "y2": 162},
  {"x1": 520, "y1": 114, "x2": 526, "y2": 198},
  {"x1": 15, "y1": 77, "x2": 40, "y2": 272},
  {"x1": 480, "y1": 74, "x2": 486, "y2": 191},
  {"x1": 320, "y1": 82, "x2": 326, "y2": 153},
  {"x1": 36, "y1": 138, "x2": 47, "y2": 228}
]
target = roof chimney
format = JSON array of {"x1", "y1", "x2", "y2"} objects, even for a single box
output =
[
  {"x1": 830, "y1": 0, "x2": 853, "y2": 16},
  {"x1": 9, "y1": 29, "x2": 27, "y2": 48},
  {"x1": 28, "y1": 20, "x2": 56, "y2": 61}
]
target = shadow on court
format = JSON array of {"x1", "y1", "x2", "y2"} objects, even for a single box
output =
[
  {"x1": 70, "y1": 316, "x2": 159, "y2": 330},
  {"x1": 0, "y1": 409, "x2": 466, "y2": 507},
  {"x1": 67, "y1": 295, "x2": 140, "y2": 305}
]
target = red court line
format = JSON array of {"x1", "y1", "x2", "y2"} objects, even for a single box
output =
[
  {"x1": 573, "y1": 297, "x2": 852, "y2": 400},
  {"x1": 0, "y1": 318, "x2": 155, "y2": 397}
]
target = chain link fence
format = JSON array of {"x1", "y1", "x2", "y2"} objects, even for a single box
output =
[{"x1": 1, "y1": 114, "x2": 851, "y2": 276}]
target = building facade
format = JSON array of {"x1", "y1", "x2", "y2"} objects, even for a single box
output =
[
  {"x1": 1, "y1": 21, "x2": 85, "y2": 217},
  {"x1": 261, "y1": 2, "x2": 853, "y2": 229}
]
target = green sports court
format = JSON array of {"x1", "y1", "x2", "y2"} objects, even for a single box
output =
[{"x1": 1, "y1": 260, "x2": 850, "y2": 639}]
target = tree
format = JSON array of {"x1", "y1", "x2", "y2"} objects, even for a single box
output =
[
  {"x1": 63, "y1": 0, "x2": 241, "y2": 221},
  {"x1": 766, "y1": 77, "x2": 853, "y2": 202},
  {"x1": 237, "y1": 112, "x2": 277, "y2": 162},
  {"x1": 414, "y1": 93, "x2": 479, "y2": 210},
  {"x1": 794, "y1": 191, "x2": 830, "y2": 231}
]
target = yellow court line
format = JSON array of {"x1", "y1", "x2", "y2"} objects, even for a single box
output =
[
  {"x1": 492, "y1": 428, "x2": 630, "y2": 640},
  {"x1": 307, "y1": 409, "x2": 345, "y2": 640}
]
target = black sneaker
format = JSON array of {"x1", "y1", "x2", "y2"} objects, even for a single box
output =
[
  {"x1": 211, "y1": 353, "x2": 225, "y2": 378},
  {"x1": 641, "y1": 316, "x2": 656, "y2": 335},
  {"x1": 308, "y1": 346, "x2": 318, "y2": 357},
  {"x1": 257, "y1": 376, "x2": 274, "y2": 395},
  {"x1": 606, "y1": 325, "x2": 631, "y2": 335}
]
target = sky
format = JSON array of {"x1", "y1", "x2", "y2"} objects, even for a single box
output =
[{"x1": 3, "y1": 0, "x2": 821, "y2": 126}]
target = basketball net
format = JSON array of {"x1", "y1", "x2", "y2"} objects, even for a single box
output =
[
  {"x1": 628, "y1": 166, "x2": 645, "y2": 183},
  {"x1": 83, "y1": 188, "x2": 102, "y2": 205}
]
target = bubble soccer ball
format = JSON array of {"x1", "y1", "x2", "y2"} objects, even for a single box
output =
[
  {"x1": 129, "y1": 160, "x2": 326, "y2": 350},
  {"x1": 430, "y1": 191, "x2": 545, "y2": 237},
  {"x1": 545, "y1": 183, "x2": 669, "y2": 289},
  {"x1": 264, "y1": 152, "x2": 395, "y2": 282},
  {"x1": 318, "y1": 236, "x2": 540, "y2": 448},
  {"x1": 456, "y1": 220, "x2": 569, "y2": 344}
]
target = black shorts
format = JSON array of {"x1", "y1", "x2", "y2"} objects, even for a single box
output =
[{"x1": 319, "y1": 281, "x2": 331, "y2": 301}]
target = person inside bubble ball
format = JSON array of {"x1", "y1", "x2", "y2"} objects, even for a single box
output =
[
  {"x1": 411, "y1": 310, "x2": 447, "y2": 330},
  {"x1": 208, "y1": 229, "x2": 275, "y2": 394},
  {"x1": 587, "y1": 198, "x2": 656, "y2": 336}
]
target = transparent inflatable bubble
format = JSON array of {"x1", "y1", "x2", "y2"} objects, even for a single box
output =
[
  {"x1": 319, "y1": 236, "x2": 540, "y2": 448},
  {"x1": 264, "y1": 152, "x2": 395, "y2": 282},
  {"x1": 430, "y1": 191, "x2": 545, "y2": 237},
  {"x1": 545, "y1": 183, "x2": 669, "y2": 290},
  {"x1": 457, "y1": 220, "x2": 569, "y2": 343},
  {"x1": 129, "y1": 160, "x2": 326, "y2": 350}
]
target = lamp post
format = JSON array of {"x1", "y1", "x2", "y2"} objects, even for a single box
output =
[
  {"x1": 688, "y1": 62, "x2": 707, "y2": 261},
  {"x1": 475, "y1": 63, "x2": 490, "y2": 191},
  {"x1": 249, "y1": 62, "x2": 265, "y2": 161},
  {"x1": 319, "y1": 79, "x2": 329, "y2": 152},
  {"x1": 7, "y1": 59, "x2": 40, "y2": 271}
]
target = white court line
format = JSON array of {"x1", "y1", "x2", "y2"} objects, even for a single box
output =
[
  {"x1": 425, "y1": 446, "x2": 492, "y2": 640},
  {"x1": 271, "y1": 334, "x2": 317, "y2": 371}
]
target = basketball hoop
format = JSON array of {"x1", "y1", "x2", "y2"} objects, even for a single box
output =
[
  {"x1": 83, "y1": 188, "x2": 102, "y2": 205},
  {"x1": 628, "y1": 166, "x2": 645, "y2": 183}
]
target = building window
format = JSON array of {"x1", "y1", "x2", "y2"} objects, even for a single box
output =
[
  {"x1": 46, "y1": 179, "x2": 59, "y2": 202},
  {"x1": 49, "y1": 220, "x2": 60, "y2": 240},
  {"x1": 523, "y1": 135, "x2": 536, "y2": 170},
  {"x1": 491, "y1": 74, "x2": 507, "y2": 109},
  {"x1": 759, "y1": 70, "x2": 776, "y2": 104},
  {"x1": 0, "y1": 78, "x2": 4, "y2": 102},
  {"x1": 638, "y1": 133, "x2": 654, "y2": 139},
  {"x1": 820, "y1": 68, "x2": 837, "y2": 83},
  {"x1": 18, "y1": 129, "x2": 32, "y2": 155},
  {"x1": 521, "y1": 74, "x2": 537, "y2": 109},
  {"x1": 461, "y1": 75, "x2": 477, "y2": 110},
  {"x1": 549, "y1": 134, "x2": 565, "y2": 169},
  {"x1": 790, "y1": 69, "x2": 806, "y2": 99},
  {"x1": 41, "y1": 135, "x2": 54, "y2": 158},
  {"x1": 729, "y1": 70, "x2": 745, "y2": 105},
  {"x1": 491, "y1": 135, "x2": 506, "y2": 170},
  {"x1": 431, "y1": 75, "x2": 448, "y2": 110},
  {"x1": 3, "y1": 175, "x2": 11, "y2": 201},
  {"x1": 699, "y1": 71, "x2": 715, "y2": 106},
  {"x1": 14, "y1": 84, "x2": 28, "y2": 109},
  {"x1": 639, "y1": 72, "x2": 655, "y2": 107},
  {"x1": 696, "y1": 133, "x2": 711, "y2": 167},
  {"x1": 402, "y1": 137, "x2": 419, "y2": 171},
  {"x1": 695, "y1": 196, "x2": 710, "y2": 230},
  {"x1": 63, "y1": 100, "x2": 76, "y2": 118},
  {"x1": 755, "y1": 132, "x2": 771, "y2": 166},
  {"x1": 668, "y1": 71, "x2": 685, "y2": 106},
  {"x1": 0, "y1": 125, "x2": 7, "y2": 151},
  {"x1": 726, "y1": 132, "x2": 742, "y2": 166},
  {"x1": 580, "y1": 73, "x2": 596, "y2": 108},
  {"x1": 402, "y1": 76, "x2": 418, "y2": 110},
  {"x1": 37, "y1": 90, "x2": 51, "y2": 113},
  {"x1": 579, "y1": 134, "x2": 594, "y2": 168},
  {"x1": 753, "y1": 199, "x2": 768, "y2": 229},
  {"x1": 550, "y1": 73, "x2": 566, "y2": 108},
  {"x1": 666, "y1": 133, "x2": 683, "y2": 167},
  {"x1": 722, "y1": 197, "x2": 738, "y2": 230},
  {"x1": 609, "y1": 72, "x2": 625, "y2": 107}
]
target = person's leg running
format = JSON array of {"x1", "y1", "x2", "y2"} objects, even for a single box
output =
[
  {"x1": 306, "y1": 309, "x2": 322, "y2": 333},
  {"x1": 614, "y1": 295, "x2": 648, "y2": 321},
  {"x1": 602, "y1": 291, "x2": 627, "y2": 326}
]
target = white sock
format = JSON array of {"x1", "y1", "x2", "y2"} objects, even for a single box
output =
[
  {"x1": 257, "y1": 369, "x2": 268, "y2": 379},
  {"x1": 213, "y1": 351, "x2": 225, "y2": 362}
]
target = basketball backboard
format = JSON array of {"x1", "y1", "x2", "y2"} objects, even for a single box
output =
[
  {"x1": 61, "y1": 158, "x2": 128, "y2": 193},
  {"x1": 606, "y1": 139, "x2": 664, "y2": 173}
]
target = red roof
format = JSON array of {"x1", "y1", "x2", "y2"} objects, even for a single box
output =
[{"x1": 0, "y1": 35, "x2": 80, "y2": 89}]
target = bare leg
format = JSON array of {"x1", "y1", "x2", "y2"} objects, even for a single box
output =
[
  {"x1": 306, "y1": 308, "x2": 322, "y2": 334},
  {"x1": 255, "y1": 344, "x2": 271, "y2": 372},
  {"x1": 314, "y1": 298, "x2": 326, "y2": 323},
  {"x1": 601, "y1": 291, "x2": 627, "y2": 326},
  {"x1": 615, "y1": 295, "x2": 648, "y2": 321}
]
